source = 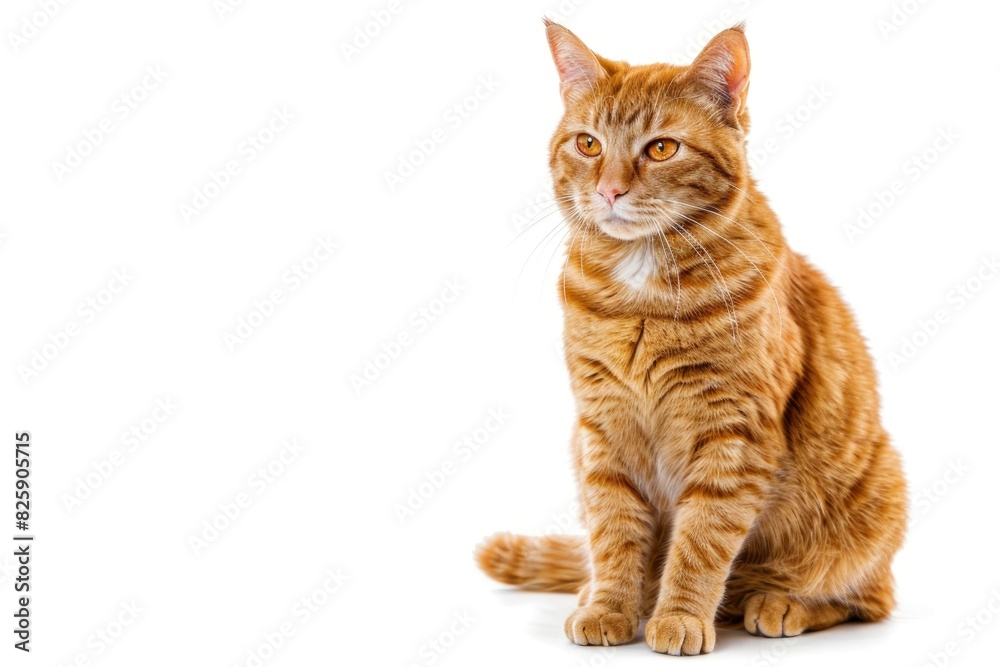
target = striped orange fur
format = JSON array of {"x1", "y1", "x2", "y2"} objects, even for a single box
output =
[{"x1": 475, "y1": 21, "x2": 907, "y2": 656}]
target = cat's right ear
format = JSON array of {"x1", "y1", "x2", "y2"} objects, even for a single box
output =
[{"x1": 543, "y1": 19, "x2": 606, "y2": 106}]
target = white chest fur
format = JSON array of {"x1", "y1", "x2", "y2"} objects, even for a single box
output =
[{"x1": 612, "y1": 244, "x2": 657, "y2": 290}]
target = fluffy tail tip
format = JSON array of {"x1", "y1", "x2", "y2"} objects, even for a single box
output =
[
  {"x1": 475, "y1": 531, "x2": 526, "y2": 585},
  {"x1": 475, "y1": 531, "x2": 588, "y2": 592}
]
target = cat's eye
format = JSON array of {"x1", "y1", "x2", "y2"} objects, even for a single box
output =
[
  {"x1": 645, "y1": 138, "x2": 680, "y2": 162},
  {"x1": 575, "y1": 134, "x2": 602, "y2": 157}
]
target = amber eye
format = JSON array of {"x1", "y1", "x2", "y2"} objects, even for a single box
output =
[
  {"x1": 645, "y1": 138, "x2": 680, "y2": 161},
  {"x1": 575, "y1": 134, "x2": 602, "y2": 157}
]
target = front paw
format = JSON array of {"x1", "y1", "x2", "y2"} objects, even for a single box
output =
[
  {"x1": 565, "y1": 605, "x2": 637, "y2": 646},
  {"x1": 645, "y1": 612, "x2": 716, "y2": 656}
]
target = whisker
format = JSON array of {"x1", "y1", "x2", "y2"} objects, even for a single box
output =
[
  {"x1": 652, "y1": 225, "x2": 675, "y2": 303},
  {"x1": 502, "y1": 205, "x2": 569, "y2": 251},
  {"x1": 679, "y1": 213, "x2": 784, "y2": 337},
  {"x1": 541, "y1": 223, "x2": 575, "y2": 300},
  {"x1": 512, "y1": 218, "x2": 569, "y2": 304},
  {"x1": 727, "y1": 181, "x2": 756, "y2": 203},
  {"x1": 638, "y1": 210, "x2": 683, "y2": 319},
  {"x1": 659, "y1": 223, "x2": 683, "y2": 320},
  {"x1": 673, "y1": 223, "x2": 740, "y2": 343},
  {"x1": 691, "y1": 205, "x2": 787, "y2": 271},
  {"x1": 658, "y1": 197, "x2": 789, "y2": 272},
  {"x1": 561, "y1": 224, "x2": 584, "y2": 305}
]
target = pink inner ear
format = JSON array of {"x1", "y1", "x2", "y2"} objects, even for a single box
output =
[
  {"x1": 690, "y1": 29, "x2": 750, "y2": 105},
  {"x1": 724, "y1": 38, "x2": 750, "y2": 97},
  {"x1": 546, "y1": 24, "x2": 604, "y2": 97},
  {"x1": 551, "y1": 44, "x2": 590, "y2": 87}
]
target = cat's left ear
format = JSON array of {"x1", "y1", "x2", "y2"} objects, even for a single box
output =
[{"x1": 682, "y1": 24, "x2": 751, "y2": 129}]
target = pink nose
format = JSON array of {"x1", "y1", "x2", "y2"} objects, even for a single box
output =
[{"x1": 597, "y1": 184, "x2": 628, "y2": 207}]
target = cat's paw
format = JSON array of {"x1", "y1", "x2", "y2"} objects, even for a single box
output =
[
  {"x1": 564, "y1": 605, "x2": 637, "y2": 646},
  {"x1": 645, "y1": 612, "x2": 716, "y2": 656},
  {"x1": 743, "y1": 593, "x2": 808, "y2": 637}
]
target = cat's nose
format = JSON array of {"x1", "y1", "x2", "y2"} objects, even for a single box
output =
[{"x1": 597, "y1": 183, "x2": 628, "y2": 207}]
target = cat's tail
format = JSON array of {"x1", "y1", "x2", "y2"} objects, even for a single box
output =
[{"x1": 475, "y1": 532, "x2": 589, "y2": 593}]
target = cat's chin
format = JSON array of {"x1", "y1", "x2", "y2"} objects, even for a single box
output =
[{"x1": 598, "y1": 217, "x2": 655, "y2": 241}]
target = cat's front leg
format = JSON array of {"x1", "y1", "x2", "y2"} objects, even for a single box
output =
[
  {"x1": 646, "y1": 430, "x2": 773, "y2": 655},
  {"x1": 565, "y1": 423, "x2": 656, "y2": 647}
]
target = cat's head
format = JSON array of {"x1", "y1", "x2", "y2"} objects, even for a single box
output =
[{"x1": 545, "y1": 20, "x2": 752, "y2": 242}]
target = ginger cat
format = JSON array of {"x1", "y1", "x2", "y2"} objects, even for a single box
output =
[{"x1": 476, "y1": 21, "x2": 907, "y2": 656}]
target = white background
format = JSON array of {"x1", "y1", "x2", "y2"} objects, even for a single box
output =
[{"x1": 1, "y1": 0, "x2": 998, "y2": 665}]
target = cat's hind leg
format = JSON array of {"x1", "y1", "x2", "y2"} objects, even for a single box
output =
[
  {"x1": 734, "y1": 560, "x2": 896, "y2": 637},
  {"x1": 742, "y1": 593, "x2": 852, "y2": 637}
]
